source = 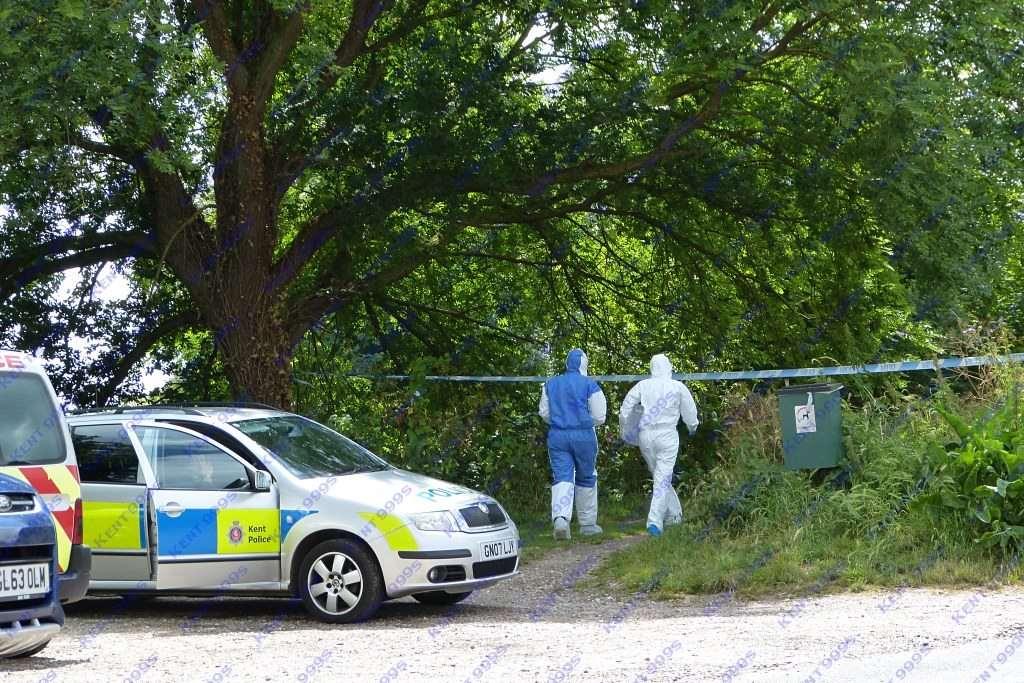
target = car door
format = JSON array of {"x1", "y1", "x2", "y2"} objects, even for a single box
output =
[
  {"x1": 129, "y1": 422, "x2": 280, "y2": 590},
  {"x1": 73, "y1": 423, "x2": 156, "y2": 586}
]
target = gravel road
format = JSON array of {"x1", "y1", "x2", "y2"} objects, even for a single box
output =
[{"x1": 5, "y1": 536, "x2": 1024, "y2": 683}]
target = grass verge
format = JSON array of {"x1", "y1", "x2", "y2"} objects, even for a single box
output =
[{"x1": 591, "y1": 371, "x2": 1024, "y2": 599}]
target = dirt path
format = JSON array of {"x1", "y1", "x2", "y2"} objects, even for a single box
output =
[{"x1": 6, "y1": 536, "x2": 1024, "y2": 682}]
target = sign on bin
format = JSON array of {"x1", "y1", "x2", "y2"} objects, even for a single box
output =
[{"x1": 795, "y1": 393, "x2": 817, "y2": 434}]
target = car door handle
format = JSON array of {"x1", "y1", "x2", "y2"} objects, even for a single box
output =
[{"x1": 158, "y1": 503, "x2": 185, "y2": 518}]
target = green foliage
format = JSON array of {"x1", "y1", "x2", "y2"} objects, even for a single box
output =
[
  {"x1": 595, "y1": 381, "x2": 1019, "y2": 596},
  {"x1": 0, "y1": 0, "x2": 1020, "y2": 406},
  {"x1": 918, "y1": 381, "x2": 1024, "y2": 552}
]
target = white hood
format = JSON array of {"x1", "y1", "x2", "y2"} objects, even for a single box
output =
[
  {"x1": 640, "y1": 354, "x2": 675, "y2": 417},
  {"x1": 650, "y1": 353, "x2": 673, "y2": 378},
  {"x1": 307, "y1": 468, "x2": 491, "y2": 515}
]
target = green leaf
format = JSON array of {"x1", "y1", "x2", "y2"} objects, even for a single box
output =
[
  {"x1": 975, "y1": 504, "x2": 992, "y2": 524},
  {"x1": 936, "y1": 403, "x2": 970, "y2": 440},
  {"x1": 955, "y1": 446, "x2": 978, "y2": 468},
  {"x1": 939, "y1": 489, "x2": 966, "y2": 509},
  {"x1": 1002, "y1": 478, "x2": 1024, "y2": 499},
  {"x1": 56, "y1": 0, "x2": 84, "y2": 19},
  {"x1": 925, "y1": 443, "x2": 949, "y2": 468},
  {"x1": 963, "y1": 462, "x2": 980, "y2": 493},
  {"x1": 980, "y1": 437, "x2": 1006, "y2": 453}
]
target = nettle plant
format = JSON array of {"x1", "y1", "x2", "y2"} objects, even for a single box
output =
[{"x1": 919, "y1": 386, "x2": 1024, "y2": 552}]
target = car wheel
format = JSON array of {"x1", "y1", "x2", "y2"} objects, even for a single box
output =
[
  {"x1": 298, "y1": 538, "x2": 383, "y2": 623},
  {"x1": 11, "y1": 639, "x2": 50, "y2": 658},
  {"x1": 412, "y1": 590, "x2": 473, "y2": 606}
]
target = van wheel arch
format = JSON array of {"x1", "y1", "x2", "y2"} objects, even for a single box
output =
[{"x1": 289, "y1": 530, "x2": 382, "y2": 594}]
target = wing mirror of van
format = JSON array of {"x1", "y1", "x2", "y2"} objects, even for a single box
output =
[{"x1": 252, "y1": 470, "x2": 272, "y2": 492}]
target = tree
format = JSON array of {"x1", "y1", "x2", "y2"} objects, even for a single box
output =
[{"x1": 0, "y1": 0, "x2": 1020, "y2": 407}]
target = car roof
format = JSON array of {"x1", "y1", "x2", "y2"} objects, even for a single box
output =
[
  {"x1": 0, "y1": 349, "x2": 47, "y2": 376},
  {"x1": 66, "y1": 405, "x2": 293, "y2": 425}
]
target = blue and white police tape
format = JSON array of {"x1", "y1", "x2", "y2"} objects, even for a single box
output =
[{"x1": 294, "y1": 353, "x2": 1024, "y2": 384}]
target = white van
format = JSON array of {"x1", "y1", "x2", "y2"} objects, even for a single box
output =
[{"x1": 0, "y1": 350, "x2": 91, "y2": 602}]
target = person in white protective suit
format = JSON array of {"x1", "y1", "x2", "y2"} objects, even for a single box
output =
[
  {"x1": 619, "y1": 354, "x2": 699, "y2": 536},
  {"x1": 539, "y1": 349, "x2": 607, "y2": 539}
]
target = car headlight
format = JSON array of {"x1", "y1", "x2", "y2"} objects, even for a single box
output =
[{"x1": 409, "y1": 510, "x2": 459, "y2": 532}]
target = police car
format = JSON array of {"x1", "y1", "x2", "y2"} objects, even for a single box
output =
[
  {"x1": 67, "y1": 403, "x2": 519, "y2": 623},
  {"x1": 0, "y1": 472, "x2": 64, "y2": 657},
  {"x1": 0, "y1": 349, "x2": 91, "y2": 604}
]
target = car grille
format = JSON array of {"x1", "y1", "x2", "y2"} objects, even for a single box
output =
[
  {"x1": 0, "y1": 493, "x2": 35, "y2": 513},
  {"x1": 458, "y1": 502, "x2": 506, "y2": 528},
  {"x1": 0, "y1": 545, "x2": 52, "y2": 565},
  {"x1": 0, "y1": 616, "x2": 53, "y2": 632},
  {"x1": 472, "y1": 557, "x2": 517, "y2": 579},
  {"x1": 0, "y1": 594, "x2": 50, "y2": 613}
]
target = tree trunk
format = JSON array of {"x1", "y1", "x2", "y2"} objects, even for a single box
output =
[
  {"x1": 182, "y1": 93, "x2": 293, "y2": 407},
  {"x1": 213, "y1": 305, "x2": 295, "y2": 409}
]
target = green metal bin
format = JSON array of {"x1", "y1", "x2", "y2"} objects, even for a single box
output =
[{"x1": 778, "y1": 383, "x2": 844, "y2": 470}]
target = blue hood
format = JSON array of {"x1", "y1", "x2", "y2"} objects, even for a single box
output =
[
  {"x1": 0, "y1": 472, "x2": 54, "y2": 549},
  {"x1": 0, "y1": 471, "x2": 34, "y2": 495},
  {"x1": 546, "y1": 349, "x2": 599, "y2": 430},
  {"x1": 565, "y1": 349, "x2": 587, "y2": 374}
]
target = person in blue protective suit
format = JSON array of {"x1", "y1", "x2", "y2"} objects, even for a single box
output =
[
  {"x1": 619, "y1": 354, "x2": 699, "y2": 537},
  {"x1": 538, "y1": 349, "x2": 607, "y2": 539}
]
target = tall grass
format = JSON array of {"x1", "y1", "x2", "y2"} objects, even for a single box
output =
[{"x1": 594, "y1": 365, "x2": 1024, "y2": 597}]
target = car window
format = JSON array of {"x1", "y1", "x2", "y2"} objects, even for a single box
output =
[
  {"x1": 233, "y1": 416, "x2": 389, "y2": 479},
  {"x1": 162, "y1": 420, "x2": 266, "y2": 471},
  {"x1": 72, "y1": 424, "x2": 142, "y2": 485},
  {"x1": 134, "y1": 426, "x2": 249, "y2": 491},
  {"x1": 0, "y1": 372, "x2": 66, "y2": 466}
]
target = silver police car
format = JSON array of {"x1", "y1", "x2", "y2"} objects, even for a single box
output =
[{"x1": 68, "y1": 403, "x2": 519, "y2": 623}]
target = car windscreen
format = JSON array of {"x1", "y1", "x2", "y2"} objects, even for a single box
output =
[
  {"x1": 232, "y1": 416, "x2": 390, "y2": 478},
  {"x1": 0, "y1": 372, "x2": 67, "y2": 466}
]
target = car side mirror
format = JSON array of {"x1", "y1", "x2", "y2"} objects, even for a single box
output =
[{"x1": 252, "y1": 470, "x2": 272, "y2": 492}]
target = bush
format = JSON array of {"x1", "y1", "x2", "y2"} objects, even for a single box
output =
[
  {"x1": 594, "y1": 374, "x2": 1019, "y2": 596},
  {"x1": 918, "y1": 377, "x2": 1024, "y2": 553}
]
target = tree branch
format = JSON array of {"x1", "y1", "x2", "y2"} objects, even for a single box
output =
[
  {"x1": 64, "y1": 130, "x2": 138, "y2": 165},
  {"x1": 191, "y1": 0, "x2": 247, "y2": 90},
  {"x1": 325, "y1": 0, "x2": 389, "y2": 80},
  {"x1": 376, "y1": 299, "x2": 445, "y2": 355},
  {"x1": 0, "y1": 245, "x2": 142, "y2": 301},
  {"x1": 507, "y1": 15, "x2": 829, "y2": 197},
  {"x1": 385, "y1": 296, "x2": 545, "y2": 345},
  {"x1": 92, "y1": 310, "x2": 201, "y2": 407},
  {"x1": 283, "y1": 218, "x2": 471, "y2": 345},
  {"x1": 253, "y1": 2, "x2": 309, "y2": 106},
  {"x1": 364, "y1": 2, "x2": 462, "y2": 55},
  {"x1": 666, "y1": 12, "x2": 827, "y2": 104},
  {"x1": 0, "y1": 232, "x2": 155, "y2": 299}
]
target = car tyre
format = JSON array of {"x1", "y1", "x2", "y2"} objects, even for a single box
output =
[
  {"x1": 412, "y1": 590, "x2": 473, "y2": 606},
  {"x1": 298, "y1": 538, "x2": 383, "y2": 623},
  {"x1": 11, "y1": 639, "x2": 50, "y2": 658}
]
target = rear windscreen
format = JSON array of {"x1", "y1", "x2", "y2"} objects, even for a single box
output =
[{"x1": 0, "y1": 372, "x2": 67, "y2": 466}]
